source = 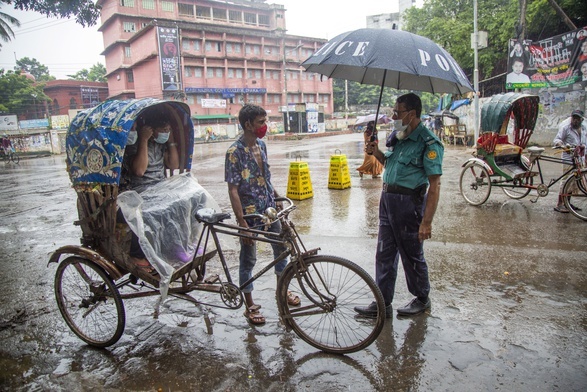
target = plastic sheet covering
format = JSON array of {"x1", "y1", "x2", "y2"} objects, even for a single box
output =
[{"x1": 118, "y1": 172, "x2": 221, "y2": 298}]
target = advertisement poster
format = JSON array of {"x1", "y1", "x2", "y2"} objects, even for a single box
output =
[
  {"x1": 80, "y1": 87, "x2": 100, "y2": 108},
  {"x1": 157, "y1": 27, "x2": 182, "y2": 92},
  {"x1": 306, "y1": 103, "x2": 319, "y2": 133},
  {"x1": 506, "y1": 26, "x2": 587, "y2": 91},
  {"x1": 51, "y1": 115, "x2": 70, "y2": 130},
  {"x1": 0, "y1": 115, "x2": 18, "y2": 131}
]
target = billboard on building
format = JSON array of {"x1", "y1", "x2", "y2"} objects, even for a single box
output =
[
  {"x1": 506, "y1": 26, "x2": 587, "y2": 91},
  {"x1": 0, "y1": 115, "x2": 18, "y2": 131},
  {"x1": 157, "y1": 27, "x2": 182, "y2": 92}
]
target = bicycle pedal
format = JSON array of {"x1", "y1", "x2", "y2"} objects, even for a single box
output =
[{"x1": 204, "y1": 274, "x2": 220, "y2": 284}]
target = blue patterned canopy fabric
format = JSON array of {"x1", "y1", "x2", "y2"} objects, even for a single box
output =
[{"x1": 66, "y1": 98, "x2": 194, "y2": 187}]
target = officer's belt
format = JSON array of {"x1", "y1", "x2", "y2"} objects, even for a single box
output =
[{"x1": 382, "y1": 183, "x2": 426, "y2": 196}]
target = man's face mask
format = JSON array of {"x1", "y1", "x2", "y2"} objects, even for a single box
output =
[
  {"x1": 127, "y1": 130, "x2": 138, "y2": 145},
  {"x1": 254, "y1": 124, "x2": 268, "y2": 139}
]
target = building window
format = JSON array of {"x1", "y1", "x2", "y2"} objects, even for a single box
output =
[
  {"x1": 229, "y1": 10, "x2": 241, "y2": 23},
  {"x1": 226, "y1": 43, "x2": 233, "y2": 53},
  {"x1": 124, "y1": 46, "x2": 131, "y2": 57},
  {"x1": 53, "y1": 99, "x2": 59, "y2": 114},
  {"x1": 126, "y1": 70, "x2": 134, "y2": 82},
  {"x1": 227, "y1": 68, "x2": 234, "y2": 78},
  {"x1": 196, "y1": 6, "x2": 211, "y2": 19},
  {"x1": 141, "y1": 22, "x2": 149, "y2": 28},
  {"x1": 196, "y1": 94, "x2": 204, "y2": 104},
  {"x1": 182, "y1": 39, "x2": 190, "y2": 50},
  {"x1": 187, "y1": 95, "x2": 194, "y2": 104},
  {"x1": 306, "y1": 95, "x2": 315, "y2": 103},
  {"x1": 184, "y1": 67, "x2": 192, "y2": 77},
  {"x1": 213, "y1": 8, "x2": 226, "y2": 20},
  {"x1": 236, "y1": 69, "x2": 243, "y2": 78},
  {"x1": 123, "y1": 22, "x2": 136, "y2": 33},
  {"x1": 70, "y1": 97, "x2": 77, "y2": 109},
  {"x1": 258, "y1": 14, "x2": 269, "y2": 27},
  {"x1": 244, "y1": 12, "x2": 256, "y2": 25},
  {"x1": 215, "y1": 68, "x2": 223, "y2": 78},
  {"x1": 206, "y1": 68, "x2": 214, "y2": 78},
  {"x1": 273, "y1": 70, "x2": 279, "y2": 80},
  {"x1": 178, "y1": 3, "x2": 194, "y2": 16},
  {"x1": 161, "y1": 1, "x2": 173, "y2": 12},
  {"x1": 193, "y1": 40, "x2": 201, "y2": 51},
  {"x1": 194, "y1": 67, "x2": 202, "y2": 77},
  {"x1": 142, "y1": 0, "x2": 154, "y2": 10},
  {"x1": 234, "y1": 43, "x2": 241, "y2": 53},
  {"x1": 205, "y1": 42, "x2": 212, "y2": 52},
  {"x1": 320, "y1": 94, "x2": 329, "y2": 103},
  {"x1": 121, "y1": 0, "x2": 134, "y2": 7}
]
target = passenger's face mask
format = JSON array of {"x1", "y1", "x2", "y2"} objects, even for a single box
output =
[
  {"x1": 127, "y1": 130, "x2": 138, "y2": 145},
  {"x1": 254, "y1": 124, "x2": 268, "y2": 139},
  {"x1": 154, "y1": 132, "x2": 170, "y2": 144}
]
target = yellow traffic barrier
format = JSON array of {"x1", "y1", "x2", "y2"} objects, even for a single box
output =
[
  {"x1": 328, "y1": 149, "x2": 351, "y2": 190},
  {"x1": 286, "y1": 158, "x2": 314, "y2": 200}
]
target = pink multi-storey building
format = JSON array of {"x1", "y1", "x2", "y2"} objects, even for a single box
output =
[{"x1": 97, "y1": 0, "x2": 333, "y2": 126}]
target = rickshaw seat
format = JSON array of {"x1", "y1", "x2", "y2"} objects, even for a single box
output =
[{"x1": 494, "y1": 143, "x2": 522, "y2": 156}]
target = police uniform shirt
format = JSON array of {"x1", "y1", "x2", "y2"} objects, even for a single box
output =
[{"x1": 382, "y1": 122, "x2": 443, "y2": 189}]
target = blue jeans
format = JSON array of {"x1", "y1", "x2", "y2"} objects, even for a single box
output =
[
  {"x1": 375, "y1": 192, "x2": 430, "y2": 306},
  {"x1": 239, "y1": 220, "x2": 288, "y2": 293}
]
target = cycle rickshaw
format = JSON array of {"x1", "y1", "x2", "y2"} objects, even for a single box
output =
[
  {"x1": 459, "y1": 93, "x2": 587, "y2": 220},
  {"x1": 49, "y1": 98, "x2": 385, "y2": 354}
]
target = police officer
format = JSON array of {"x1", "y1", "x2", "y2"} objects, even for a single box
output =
[{"x1": 354, "y1": 93, "x2": 444, "y2": 317}]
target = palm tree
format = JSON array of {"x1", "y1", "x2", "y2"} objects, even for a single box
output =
[{"x1": 0, "y1": 9, "x2": 20, "y2": 49}]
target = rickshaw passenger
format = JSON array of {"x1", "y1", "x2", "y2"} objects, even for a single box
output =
[
  {"x1": 120, "y1": 111, "x2": 180, "y2": 269},
  {"x1": 553, "y1": 109, "x2": 586, "y2": 213},
  {"x1": 123, "y1": 112, "x2": 179, "y2": 193}
]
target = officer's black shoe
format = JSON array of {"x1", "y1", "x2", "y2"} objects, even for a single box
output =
[
  {"x1": 354, "y1": 301, "x2": 393, "y2": 318},
  {"x1": 396, "y1": 297, "x2": 431, "y2": 316}
]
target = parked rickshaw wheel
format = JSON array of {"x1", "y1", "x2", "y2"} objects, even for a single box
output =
[
  {"x1": 562, "y1": 170, "x2": 587, "y2": 221},
  {"x1": 459, "y1": 162, "x2": 492, "y2": 206},
  {"x1": 501, "y1": 176, "x2": 533, "y2": 199},
  {"x1": 55, "y1": 256, "x2": 126, "y2": 347}
]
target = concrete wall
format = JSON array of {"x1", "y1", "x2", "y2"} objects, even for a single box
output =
[{"x1": 452, "y1": 90, "x2": 586, "y2": 146}]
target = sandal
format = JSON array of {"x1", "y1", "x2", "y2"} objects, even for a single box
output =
[
  {"x1": 244, "y1": 308, "x2": 266, "y2": 325},
  {"x1": 130, "y1": 256, "x2": 158, "y2": 276},
  {"x1": 287, "y1": 291, "x2": 301, "y2": 306}
]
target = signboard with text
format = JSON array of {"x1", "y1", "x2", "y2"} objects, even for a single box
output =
[
  {"x1": 0, "y1": 115, "x2": 18, "y2": 131},
  {"x1": 506, "y1": 26, "x2": 587, "y2": 91},
  {"x1": 201, "y1": 99, "x2": 227, "y2": 108},
  {"x1": 157, "y1": 27, "x2": 182, "y2": 92}
]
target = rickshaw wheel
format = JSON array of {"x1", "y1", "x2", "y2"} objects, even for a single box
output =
[
  {"x1": 55, "y1": 256, "x2": 126, "y2": 348},
  {"x1": 501, "y1": 176, "x2": 533, "y2": 199},
  {"x1": 459, "y1": 162, "x2": 491, "y2": 206},
  {"x1": 562, "y1": 170, "x2": 587, "y2": 221}
]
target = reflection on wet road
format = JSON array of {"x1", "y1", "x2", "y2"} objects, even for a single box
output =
[{"x1": 1, "y1": 134, "x2": 585, "y2": 391}]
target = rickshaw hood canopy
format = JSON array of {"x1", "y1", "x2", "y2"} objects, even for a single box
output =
[{"x1": 66, "y1": 98, "x2": 194, "y2": 187}]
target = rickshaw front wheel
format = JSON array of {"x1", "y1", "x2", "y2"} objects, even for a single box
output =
[
  {"x1": 459, "y1": 162, "x2": 492, "y2": 206},
  {"x1": 54, "y1": 256, "x2": 126, "y2": 347}
]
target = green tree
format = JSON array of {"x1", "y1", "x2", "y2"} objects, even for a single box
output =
[
  {"x1": 0, "y1": 7, "x2": 19, "y2": 48},
  {"x1": 15, "y1": 57, "x2": 55, "y2": 81},
  {"x1": 1, "y1": 0, "x2": 100, "y2": 27},
  {"x1": 68, "y1": 63, "x2": 106, "y2": 83},
  {"x1": 0, "y1": 69, "x2": 49, "y2": 115}
]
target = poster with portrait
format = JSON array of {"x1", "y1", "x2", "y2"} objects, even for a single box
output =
[
  {"x1": 157, "y1": 27, "x2": 182, "y2": 92},
  {"x1": 506, "y1": 26, "x2": 587, "y2": 91}
]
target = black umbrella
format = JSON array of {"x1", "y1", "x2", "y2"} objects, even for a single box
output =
[{"x1": 302, "y1": 28, "x2": 473, "y2": 131}]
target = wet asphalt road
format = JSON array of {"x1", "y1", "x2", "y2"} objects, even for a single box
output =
[{"x1": 0, "y1": 133, "x2": 586, "y2": 391}]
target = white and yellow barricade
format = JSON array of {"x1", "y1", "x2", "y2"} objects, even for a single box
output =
[
  {"x1": 286, "y1": 158, "x2": 314, "y2": 200},
  {"x1": 328, "y1": 149, "x2": 351, "y2": 190}
]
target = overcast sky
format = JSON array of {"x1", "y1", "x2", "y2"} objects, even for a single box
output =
[{"x1": 0, "y1": 0, "x2": 399, "y2": 79}]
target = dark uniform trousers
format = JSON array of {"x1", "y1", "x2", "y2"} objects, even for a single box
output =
[{"x1": 375, "y1": 191, "x2": 430, "y2": 306}]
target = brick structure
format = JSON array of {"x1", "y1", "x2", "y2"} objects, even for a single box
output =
[
  {"x1": 43, "y1": 80, "x2": 109, "y2": 117},
  {"x1": 97, "y1": 0, "x2": 333, "y2": 120}
]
